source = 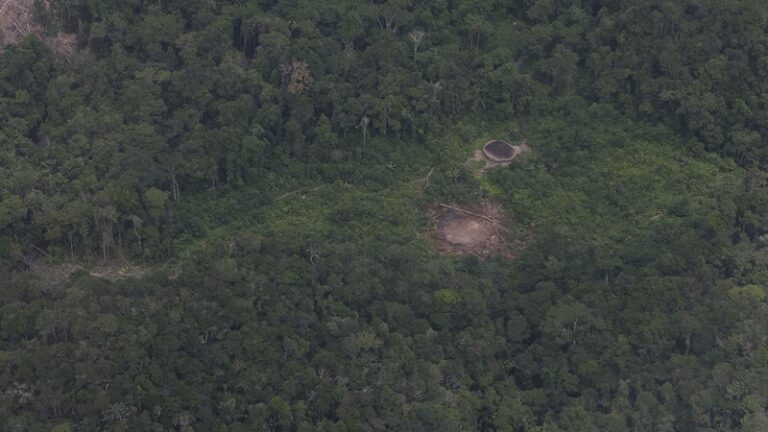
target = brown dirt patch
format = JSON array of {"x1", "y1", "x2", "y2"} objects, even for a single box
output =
[
  {"x1": 5, "y1": 260, "x2": 147, "y2": 298},
  {"x1": 0, "y1": 0, "x2": 41, "y2": 49},
  {"x1": 517, "y1": 141, "x2": 532, "y2": 157},
  {"x1": 427, "y1": 202, "x2": 513, "y2": 259},
  {"x1": 1, "y1": 0, "x2": 77, "y2": 59},
  {"x1": 46, "y1": 31, "x2": 77, "y2": 60},
  {"x1": 440, "y1": 215, "x2": 493, "y2": 246},
  {"x1": 87, "y1": 263, "x2": 148, "y2": 281}
]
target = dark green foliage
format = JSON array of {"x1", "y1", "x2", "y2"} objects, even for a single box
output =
[{"x1": 4, "y1": 0, "x2": 768, "y2": 431}]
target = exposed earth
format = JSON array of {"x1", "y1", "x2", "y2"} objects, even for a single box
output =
[
  {"x1": 0, "y1": 0, "x2": 76, "y2": 58},
  {"x1": 428, "y1": 202, "x2": 512, "y2": 259},
  {"x1": 440, "y1": 215, "x2": 494, "y2": 246}
]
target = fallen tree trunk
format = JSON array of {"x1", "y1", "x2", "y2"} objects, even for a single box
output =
[{"x1": 438, "y1": 203, "x2": 496, "y2": 223}]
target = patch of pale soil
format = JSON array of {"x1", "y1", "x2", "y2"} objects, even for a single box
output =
[
  {"x1": 12, "y1": 259, "x2": 147, "y2": 288},
  {"x1": 470, "y1": 150, "x2": 485, "y2": 162},
  {"x1": 440, "y1": 215, "x2": 493, "y2": 246},
  {"x1": 427, "y1": 201, "x2": 513, "y2": 259},
  {"x1": 46, "y1": 31, "x2": 76, "y2": 59},
  {"x1": 0, "y1": 0, "x2": 76, "y2": 59},
  {"x1": 0, "y1": 0, "x2": 41, "y2": 49},
  {"x1": 87, "y1": 263, "x2": 148, "y2": 281}
]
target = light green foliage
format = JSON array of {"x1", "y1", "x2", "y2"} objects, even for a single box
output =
[
  {"x1": 494, "y1": 118, "x2": 743, "y2": 241},
  {"x1": 729, "y1": 284, "x2": 766, "y2": 302},
  {"x1": 143, "y1": 187, "x2": 169, "y2": 217},
  {"x1": 5, "y1": 1, "x2": 768, "y2": 431},
  {"x1": 51, "y1": 423, "x2": 73, "y2": 432},
  {"x1": 434, "y1": 289, "x2": 461, "y2": 307},
  {"x1": 0, "y1": 195, "x2": 24, "y2": 226}
]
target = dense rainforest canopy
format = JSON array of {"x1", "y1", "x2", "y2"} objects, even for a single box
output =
[{"x1": 3, "y1": 0, "x2": 768, "y2": 431}]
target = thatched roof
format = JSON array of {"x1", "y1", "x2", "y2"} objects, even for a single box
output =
[{"x1": 482, "y1": 140, "x2": 516, "y2": 162}]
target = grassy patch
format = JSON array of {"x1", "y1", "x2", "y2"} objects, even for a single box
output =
[{"x1": 488, "y1": 122, "x2": 743, "y2": 251}]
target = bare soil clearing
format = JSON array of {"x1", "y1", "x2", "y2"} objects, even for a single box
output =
[
  {"x1": 12, "y1": 259, "x2": 147, "y2": 287},
  {"x1": 1, "y1": 0, "x2": 76, "y2": 58},
  {"x1": 1, "y1": 0, "x2": 40, "y2": 48},
  {"x1": 440, "y1": 215, "x2": 493, "y2": 245},
  {"x1": 427, "y1": 201, "x2": 513, "y2": 259},
  {"x1": 87, "y1": 263, "x2": 148, "y2": 281}
]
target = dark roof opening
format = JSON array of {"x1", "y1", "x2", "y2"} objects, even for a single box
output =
[{"x1": 482, "y1": 140, "x2": 516, "y2": 161}]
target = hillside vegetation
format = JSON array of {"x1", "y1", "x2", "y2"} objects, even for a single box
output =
[{"x1": 3, "y1": 1, "x2": 768, "y2": 431}]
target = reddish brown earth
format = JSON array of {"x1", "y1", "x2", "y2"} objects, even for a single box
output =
[{"x1": 427, "y1": 202, "x2": 513, "y2": 259}]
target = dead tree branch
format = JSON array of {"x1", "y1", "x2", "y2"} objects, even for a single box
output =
[{"x1": 438, "y1": 203, "x2": 496, "y2": 223}]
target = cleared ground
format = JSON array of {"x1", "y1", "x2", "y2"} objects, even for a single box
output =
[
  {"x1": 1, "y1": 0, "x2": 76, "y2": 58},
  {"x1": 428, "y1": 202, "x2": 513, "y2": 259}
]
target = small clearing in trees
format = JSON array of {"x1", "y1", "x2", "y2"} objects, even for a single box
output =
[
  {"x1": 87, "y1": 263, "x2": 148, "y2": 281},
  {"x1": 466, "y1": 139, "x2": 532, "y2": 173},
  {"x1": 9, "y1": 260, "x2": 147, "y2": 291},
  {"x1": 0, "y1": 0, "x2": 41, "y2": 49},
  {"x1": 0, "y1": 0, "x2": 76, "y2": 59},
  {"x1": 427, "y1": 201, "x2": 513, "y2": 259}
]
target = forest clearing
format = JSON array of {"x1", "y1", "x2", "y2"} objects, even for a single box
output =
[
  {"x1": 4, "y1": 1, "x2": 768, "y2": 430},
  {"x1": 428, "y1": 201, "x2": 513, "y2": 259},
  {"x1": 0, "y1": 0, "x2": 75, "y2": 58}
]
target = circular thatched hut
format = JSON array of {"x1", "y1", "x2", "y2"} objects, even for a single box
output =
[{"x1": 482, "y1": 140, "x2": 517, "y2": 162}]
